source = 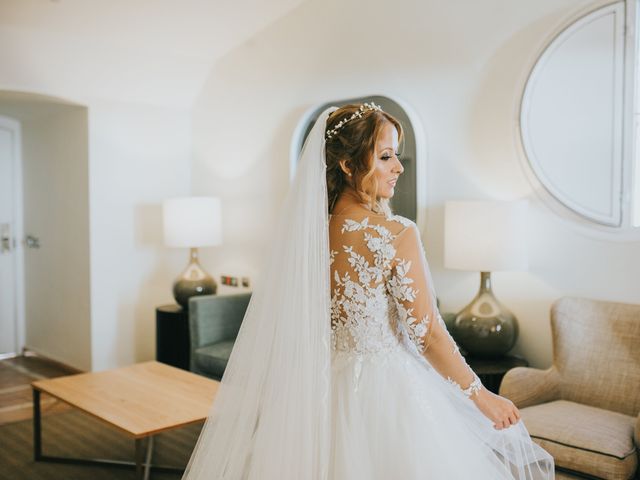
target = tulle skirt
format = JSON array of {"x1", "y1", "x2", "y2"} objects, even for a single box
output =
[{"x1": 330, "y1": 344, "x2": 554, "y2": 480}]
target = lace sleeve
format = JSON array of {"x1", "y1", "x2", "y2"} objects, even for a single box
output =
[{"x1": 387, "y1": 222, "x2": 483, "y2": 399}]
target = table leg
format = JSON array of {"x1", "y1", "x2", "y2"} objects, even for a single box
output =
[
  {"x1": 33, "y1": 388, "x2": 42, "y2": 461},
  {"x1": 32, "y1": 396, "x2": 181, "y2": 477},
  {"x1": 135, "y1": 438, "x2": 144, "y2": 479},
  {"x1": 144, "y1": 436, "x2": 154, "y2": 480},
  {"x1": 135, "y1": 436, "x2": 155, "y2": 480}
]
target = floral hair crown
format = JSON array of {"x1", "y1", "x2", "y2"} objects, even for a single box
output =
[{"x1": 325, "y1": 102, "x2": 383, "y2": 140}]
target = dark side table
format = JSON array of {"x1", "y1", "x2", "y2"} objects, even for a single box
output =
[
  {"x1": 156, "y1": 304, "x2": 190, "y2": 370},
  {"x1": 464, "y1": 354, "x2": 529, "y2": 394}
]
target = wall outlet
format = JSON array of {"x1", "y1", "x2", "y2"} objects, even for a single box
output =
[
  {"x1": 220, "y1": 275, "x2": 238, "y2": 286},
  {"x1": 221, "y1": 275, "x2": 250, "y2": 288}
]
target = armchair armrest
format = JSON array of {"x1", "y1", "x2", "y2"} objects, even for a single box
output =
[{"x1": 498, "y1": 366, "x2": 561, "y2": 408}]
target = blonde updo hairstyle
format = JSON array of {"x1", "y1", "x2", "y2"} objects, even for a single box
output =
[{"x1": 325, "y1": 103, "x2": 404, "y2": 216}]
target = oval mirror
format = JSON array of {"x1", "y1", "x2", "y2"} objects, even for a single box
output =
[{"x1": 520, "y1": 2, "x2": 625, "y2": 227}]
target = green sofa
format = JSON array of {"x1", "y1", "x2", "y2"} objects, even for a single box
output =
[{"x1": 188, "y1": 292, "x2": 251, "y2": 381}]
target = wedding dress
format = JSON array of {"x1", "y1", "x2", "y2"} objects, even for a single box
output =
[
  {"x1": 328, "y1": 209, "x2": 554, "y2": 479},
  {"x1": 180, "y1": 105, "x2": 554, "y2": 480}
]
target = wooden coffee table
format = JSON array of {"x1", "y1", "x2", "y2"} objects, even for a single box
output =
[{"x1": 31, "y1": 360, "x2": 219, "y2": 479}]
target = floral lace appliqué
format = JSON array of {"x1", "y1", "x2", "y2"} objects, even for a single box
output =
[
  {"x1": 331, "y1": 217, "x2": 405, "y2": 357},
  {"x1": 386, "y1": 257, "x2": 431, "y2": 354},
  {"x1": 330, "y1": 215, "x2": 430, "y2": 360},
  {"x1": 386, "y1": 214, "x2": 413, "y2": 227}
]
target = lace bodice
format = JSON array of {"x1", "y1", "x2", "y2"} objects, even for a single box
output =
[
  {"x1": 329, "y1": 209, "x2": 482, "y2": 397},
  {"x1": 329, "y1": 213, "x2": 418, "y2": 356}
]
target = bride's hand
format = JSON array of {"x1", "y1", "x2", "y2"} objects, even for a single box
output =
[{"x1": 471, "y1": 387, "x2": 520, "y2": 430}]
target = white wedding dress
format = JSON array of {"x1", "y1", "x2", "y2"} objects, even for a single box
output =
[
  {"x1": 328, "y1": 209, "x2": 554, "y2": 479},
  {"x1": 180, "y1": 106, "x2": 553, "y2": 480}
]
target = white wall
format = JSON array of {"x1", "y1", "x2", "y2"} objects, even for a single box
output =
[
  {"x1": 0, "y1": 6, "x2": 195, "y2": 371},
  {"x1": 0, "y1": 91, "x2": 191, "y2": 372},
  {"x1": 192, "y1": 0, "x2": 640, "y2": 368},
  {"x1": 88, "y1": 100, "x2": 191, "y2": 371},
  {"x1": 20, "y1": 106, "x2": 91, "y2": 370}
]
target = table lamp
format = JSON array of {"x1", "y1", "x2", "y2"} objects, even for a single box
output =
[
  {"x1": 163, "y1": 196, "x2": 222, "y2": 309},
  {"x1": 444, "y1": 200, "x2": 528, "y2": 358}
]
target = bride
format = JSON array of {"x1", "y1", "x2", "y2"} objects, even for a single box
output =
[{"x1": 181, "y1": 102, "x2": 555, "y2": 479}]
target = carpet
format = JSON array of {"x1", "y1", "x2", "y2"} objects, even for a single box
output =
[
  {"x1": 0, "y1": 406, "x2": 582, "y2": 479},
  {"x1": 0, "y1": 408, "x2": 202, "y2": 480}
]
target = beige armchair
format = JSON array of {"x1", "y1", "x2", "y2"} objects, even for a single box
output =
[{"x1": 499, "y1": 297, "x2": 640, "y2": 480}]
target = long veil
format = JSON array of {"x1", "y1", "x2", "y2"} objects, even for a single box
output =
[{"x1": 181, "y1": 106, "x2": 337, "y2": 480}]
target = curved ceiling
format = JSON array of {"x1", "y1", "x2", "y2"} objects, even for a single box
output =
[{"x1": 0, "y1": 0, "x2": 309, "y2": 107}]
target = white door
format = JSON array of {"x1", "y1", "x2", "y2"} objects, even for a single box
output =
[{"x1": 0, "y1": 117, "x2": 19, "y2": 354}]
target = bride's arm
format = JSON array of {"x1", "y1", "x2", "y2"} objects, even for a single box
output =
[
  {"x1": 387, "y1": 223, "x2": 480, "y2": 394},
  {"x1": 388, "y1": 222, "x2": 520, "y2": 430}
]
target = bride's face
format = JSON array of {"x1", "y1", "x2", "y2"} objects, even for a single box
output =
[{"x1": 373, "y1": 122, "x2": 403, "y2": 199}]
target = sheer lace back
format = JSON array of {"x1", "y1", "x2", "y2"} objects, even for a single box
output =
[{"x1": 329, "y1": 210, "x2": 420, "y2": 357}]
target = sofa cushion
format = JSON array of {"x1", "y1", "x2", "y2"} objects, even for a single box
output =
[
  {"x1": 520, "y1": 400, "x2": 637, "y2": 479},
  {"x1": 194, "y1": 340, "x2": 235, "y2": 378}
]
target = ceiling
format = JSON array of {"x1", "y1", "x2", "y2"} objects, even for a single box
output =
[{"x1": 0, "y1": 0, "x2": 309, "y2": 107}]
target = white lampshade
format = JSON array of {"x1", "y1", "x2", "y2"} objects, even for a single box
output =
[
  {"x1": 444, "y1": 200, "x2": 528, "y2": 272},
  {"x1": 163, "y1": 196, "x2": 222, "y2": 248}
]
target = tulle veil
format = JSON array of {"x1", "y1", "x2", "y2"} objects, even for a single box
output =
[
  {"x1": 181, "y1": 106, "x2": 337, "y2": 479},
  {"x1": 180, "y1": 104, "x2": 554, "y2": 479}
]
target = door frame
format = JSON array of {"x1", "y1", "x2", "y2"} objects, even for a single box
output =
[{"x1": 0, "y1": 115, "x2": 25, "y2": 358}]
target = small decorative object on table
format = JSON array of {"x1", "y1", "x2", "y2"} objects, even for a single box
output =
[
  {"x1": 444, "y1": 200, "x2": 528, "y2": 358},
  {"x1": 163, "y1": 196, "x2": 222, "y2": 309}
]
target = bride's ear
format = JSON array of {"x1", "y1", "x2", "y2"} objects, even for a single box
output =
[{"x1": 339, "y1": 160, "x2": 352, "y2": 177}]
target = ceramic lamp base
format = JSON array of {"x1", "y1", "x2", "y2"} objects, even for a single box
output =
[
  {"x1": 173, "y1": 247, "x2": 217, "y2": 309},
  {"x1": 453, "y1": 272, "x2": 519, "y2": 358}
]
